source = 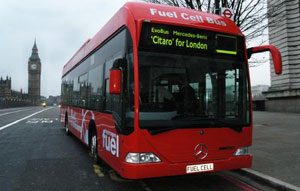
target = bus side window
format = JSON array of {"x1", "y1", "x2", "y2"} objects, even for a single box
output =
[
  {"x1": 73, "y1": 76, "x2": 80, "y2": 106},
  {"x1": 88, "y1": 64, "x2": 104, "y2": 111},
  {"x1": 79, "y1": 73, "x2": 88, "y2": 108},
  {"x1": 105, "y1": 78, "x2": 112, "y2": 111}
]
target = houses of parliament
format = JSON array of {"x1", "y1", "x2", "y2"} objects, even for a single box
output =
[{"x1": 0, "y1": 40, "x2": 42, "y2": 106}]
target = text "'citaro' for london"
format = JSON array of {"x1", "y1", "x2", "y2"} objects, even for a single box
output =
[{"x1": 150, "y1": 35, "x2": 208, "y2": 50}]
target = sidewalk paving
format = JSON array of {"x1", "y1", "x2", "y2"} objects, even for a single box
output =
[{"x1": 251, "y1": 111, "x2": 300, "y2": 187}]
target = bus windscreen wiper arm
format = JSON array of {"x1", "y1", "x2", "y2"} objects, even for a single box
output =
[
  {"x1": 148, "y1": 126, "x2": 180, "y2": 135},
  {"x1": 213, "y1": 119, "x2": 244, "y2": 132},
  {"x1": 147, "y1": 123, "x2": 202, "y2": 135},
  {"x1": 147, "y1": 118, "x2": 244, "y2": 135},
  {"x1": 171, "y1": 114, "x2": 209, "y2": 121}
]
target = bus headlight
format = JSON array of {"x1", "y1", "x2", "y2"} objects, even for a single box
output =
[
  {"x1": 234, "y1": 147, "x2": 249, "y2": 156},
  {"x1": 125, "y1": 153, "x2": 161, "y2": 163}
]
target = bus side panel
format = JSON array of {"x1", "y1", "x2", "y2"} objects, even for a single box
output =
[
  {"x1": 95, "y1": 112, "x2": 123, "y2": 173},
  {"x1": 64, "y1": 107, "x2": 89, "y2": 146},
  {"x1": 92, "y1": 6, "x2": 139, "y2": 175},
  {"x1": 62, "y1": 109, "x2": 127, "y2": 175},
  {"x1": 61, "y1": 4, "x2": 140, "y2": 176}
]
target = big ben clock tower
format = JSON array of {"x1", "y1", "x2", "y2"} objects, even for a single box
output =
[{"x1": 28, "y1": 40, "x2": 41, "y2": 105}]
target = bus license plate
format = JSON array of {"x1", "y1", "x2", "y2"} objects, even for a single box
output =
[{"x1": 186, "y1": 163, "x2": 214, "y2": 173}]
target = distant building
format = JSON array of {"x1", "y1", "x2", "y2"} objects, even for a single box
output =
[
  {"x1": 264, "y1": 0, "x2": 300, "y2": 112},
  {"x1": 252, "y1": 85, "x2": 269, "y2": 101},
  {"x1": 252, "y1": 85, "x2": 269, "y2": 111},
  {"x1": 28, "y1": 40, "x2": 42, "y2": 105},
  {"x1": 0, "y1": 76, "x2": 31, "y2": 108},
  {"x1": 46, "y1": 95, "x2": 61, "y2": 106},
  {"x1": 11, "y1": 89, "x2": 26, "y2": 100},
  {"x1": 0, "y1": 76, "x2": 12, "y2": 98}
]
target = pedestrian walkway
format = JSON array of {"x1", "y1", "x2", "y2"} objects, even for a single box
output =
[{"x1": 251, "y1": 111, "x2": 300, "y2": 187}]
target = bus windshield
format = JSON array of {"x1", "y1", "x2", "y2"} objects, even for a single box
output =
[
  {"x1": 138, "y1": 51, "x2": 250, "y2": 132},
  {"x1": 137, "y1": 23, "x2": 250, "y2": 133}
]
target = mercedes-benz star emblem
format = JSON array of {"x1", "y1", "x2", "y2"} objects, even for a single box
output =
[{"x1": 194, "y1": 144, "x2": 208, "y2": 160}]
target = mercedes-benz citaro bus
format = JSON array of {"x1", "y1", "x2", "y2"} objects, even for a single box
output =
[{"x1": 60, "y1": 2, "x2": 282, "y2": 179}]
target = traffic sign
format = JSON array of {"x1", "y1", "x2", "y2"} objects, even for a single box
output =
[{"x1": 221, "y1": 8, "x2": 234, "y2": 21}]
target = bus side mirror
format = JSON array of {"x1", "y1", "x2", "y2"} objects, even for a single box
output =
[
  {"x1": 109, "y1": 69, "x2": 121, "y2": 94},
  {"x1": 109, "y1": 58, "x2": 127, "y2": 94},
  {"x1": 247, "y1": 45, "x2": 282, "y2": 74}
]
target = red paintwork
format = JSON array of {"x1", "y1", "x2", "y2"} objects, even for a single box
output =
[
  {"x1": 60, "y1": 105, "x2": 252, "y2": 179},
  {"x1": 121, "y1": 156, "x2": 252, "y2": 179},
  {"x1": 109, "y1": 70, "x2": 121, "y2": 94},
  {"x1": 252, "y1": 45, "x2": 282, "y2": 74},
  {"x1": 140, "y1": 128, "x2": 252, "y2": 163},
  {"x1": 59, "y1": 2, "x2": 282, "y2": 179}
]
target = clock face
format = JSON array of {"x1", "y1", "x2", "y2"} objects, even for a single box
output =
[{"x1": 31, "y1": 64, "x2": 37, "y2": 70}]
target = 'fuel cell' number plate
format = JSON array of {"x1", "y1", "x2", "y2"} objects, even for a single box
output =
[{"x1": 186, "y1": 163, "x2": 214, "y2": 173}]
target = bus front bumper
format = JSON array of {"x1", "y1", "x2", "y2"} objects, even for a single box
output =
[{"x1": 119, "y1": 155, "x2": 252, "y2": 179}]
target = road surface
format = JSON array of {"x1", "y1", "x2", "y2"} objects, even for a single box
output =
[{"x1": 0, "y1": 107, "x2": 285, "y2": 191}]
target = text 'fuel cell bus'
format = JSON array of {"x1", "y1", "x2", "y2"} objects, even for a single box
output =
[{"x1": 60, "y1": 2, "x2": 282, "y2": 179}]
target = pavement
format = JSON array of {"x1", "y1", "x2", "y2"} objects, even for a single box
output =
[{"x1": 250, "y1": 111, "x2": 300, "y2": 188}]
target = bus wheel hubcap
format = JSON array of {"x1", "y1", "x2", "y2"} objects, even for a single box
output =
[{"x1": 91, "y1": 135, "x2": 97, "y2": 156}]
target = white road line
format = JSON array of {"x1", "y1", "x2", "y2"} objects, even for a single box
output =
[
  {"x1": 0, "y1": 109, "x2": 31, "y2": 117},
  {"x1": 0, "y1": 107, "x2": 32, "y2": 112},
  {"x1": 0, "y1": 107, "x2": 53, "y2": 131}
]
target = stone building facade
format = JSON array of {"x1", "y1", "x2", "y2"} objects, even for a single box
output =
[
  {"x1": 0, "y1": 76, "x2": 12, "y2": 98},
  {"x1": 264, "y1": 0, "x2": 300, "y2": 112}
]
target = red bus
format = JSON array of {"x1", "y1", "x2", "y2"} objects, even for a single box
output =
[{"x1": 60, "y1": 2, "x2": 282, "y2": 179}]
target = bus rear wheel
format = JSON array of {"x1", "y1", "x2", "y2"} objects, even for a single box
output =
[{"x1": 65, "y1": 118, "x2": 70, "y2": 135}]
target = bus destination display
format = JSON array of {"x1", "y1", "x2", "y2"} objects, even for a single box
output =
[
  {"x1": 140, "y1": 23, "x2": 214, "y2": 53},
  {"x1": 140, "y1": 22, "x2": 240, "y2": 56}
]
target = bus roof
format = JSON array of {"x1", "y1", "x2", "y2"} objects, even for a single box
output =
[{"x1": 62, "y1": 2, "x2": 242, "y2": 77}]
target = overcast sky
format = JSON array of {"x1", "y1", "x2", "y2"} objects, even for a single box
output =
[{"x1": 0, "y1": 0, "x2": 270, "y2": 97}]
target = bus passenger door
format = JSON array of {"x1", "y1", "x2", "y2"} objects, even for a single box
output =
[
  {"x1": 104, "y1": 56, "x2": 124, "y2": 128},
  {"x1": 101, "y1": 56, "x2": 125, "y2": 169}
]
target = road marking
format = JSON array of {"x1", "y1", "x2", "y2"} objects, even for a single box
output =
[
  {"x1": 0, "y1": 109, "x2": 31, "y2": 117},
  {"x1": 0, "y1": 107, "x2": 31, "y2": 112},
  {"x1": 108, "y1": 169, "x2": 133, "y2": 182},
  {"x1": 93, "y1": 164, "x2": 104, "y2": 177},
  {"x1": 26, "y1": 118, "x2": 58, "y2": 124},
  {"x1": 0, "y1": 107, "x2": 53, "y2": 131},
  {"x1": 139, "y1": 181, "x2": 153, "y2": 191}
]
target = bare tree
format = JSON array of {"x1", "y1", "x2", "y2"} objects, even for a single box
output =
[
  {"x1": 142, "y1": 0, "x2": 285, "y2": 67},
  {"x1": 142, "y1": 0, "x2": 283, "y2": 42}
]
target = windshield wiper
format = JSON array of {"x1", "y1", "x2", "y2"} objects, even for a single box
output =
[
  {"x1": 179, "y1": 117, "x2": 244, "y2": 132},
  {"x1": 211, "y1": 119, "x2": 244, "y2": 132},
  {"x1": 148, "y1": 126, "x2": 181, "y2": 135},
  {"x1": 148, "y1": 123, "x2": 200, "y2": 135},
  {"x1": 171, "y1": 114, "x2": 209, "y2": 121},
  {"x1": 171, "y1": 115, "x2": 244, "y2": 132},
  {"x1": 144, "y1": 117, "x2": 245, "y2": 135}
]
